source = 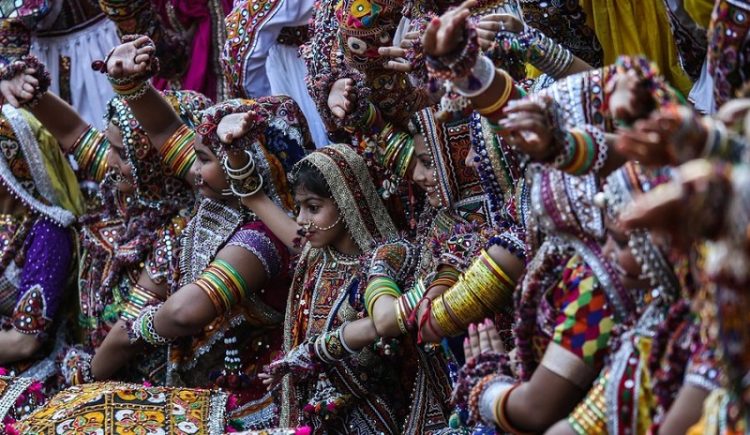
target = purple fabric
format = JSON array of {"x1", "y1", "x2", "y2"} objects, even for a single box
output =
[
  {"x1": 17, "y1": 218, "x2": 74, "y2": 320},
  {"x1": 151, "y1": 0, "x2": 233, "y2": 101}
]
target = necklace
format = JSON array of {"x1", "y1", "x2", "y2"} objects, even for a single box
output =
[{"x1": 179, "y1": 199, "x2": 245, "y2": 286}]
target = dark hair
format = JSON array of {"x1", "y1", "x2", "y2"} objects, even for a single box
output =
[{"x1": 291, "y1": 161, "x2": 332, "y2": 198}]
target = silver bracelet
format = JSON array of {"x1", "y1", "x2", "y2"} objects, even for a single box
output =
[
  {"x1": 131, "y1": 304, "x2": 173, "y2": 346},
  {"x1": 223, "y1": 150, "x2": 257, "y2": 180}
]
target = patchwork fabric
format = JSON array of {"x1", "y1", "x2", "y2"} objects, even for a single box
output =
[
  {"x1": 14, "y1": 382, "x2": 228, "y2": 435},
  {"x1": 552, "y1": 256, "x2": 614, "y2": 370}
]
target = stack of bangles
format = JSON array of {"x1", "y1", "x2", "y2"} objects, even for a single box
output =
[
  {"x1": 379, "y1": 124, "x2": 415, "y2": 180},
  {"x1": 345, "y1": 102, "x2": 382, "y2": 136},
  {"x1": 553, "y1": 126, "x2": 609, "y2": 175},
  {"x1": 393, "y1": 278, "x2": 431, "y2": 334},
  {"x1": 71, "y1": 126, "x2": 110, "y2": 182},
  {"x1": 194, "y1": 258, "x2": 249, "y2": 314},
  {"x1": 472, "y1": 375, "x2": 526, "y2": 433},
  {"x1": 313, "y1": 324, "x2": 358, "y2": 363},
  {"x1": 108, "y1": 75, "x2": 150, "y2": 101},
  {"x1": 160, "y1": 124, "x2": 196, "y2": 178},
  {"x1": 474, "y1": 69, "x2": 525, "y2": 119},
  {"x1": 222, "y1": 149, "x2": 264, "y2": 197},
  {"x1": 120, "y1": 283, "x2": 166, "y2": 322},
  {"x1": 364, "y1": 277, "x2": 402, "y2": 316},
  {"x1": 431, "y1": 250, "x2": 516, "y2": 337}
]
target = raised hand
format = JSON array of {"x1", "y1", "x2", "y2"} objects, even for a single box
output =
[
  {"x1": 463, "y1": 318, "x2": 506, "y2": 361},
  {"x1": 0, "y1": 68, "x2": 39, "y2": 107},
  {"x1": 106, "y1": 36, "x2": 156, "y2": 79},
  {"x1": 422, "y1": 0, "x2": 476, "y2": 57},
  {"x1": 477, "y1": 14, "x2": 524, "y2": 50},
  {"x1": 615, "y1": 105, "x2": 706, "y2": 166},
  {"x1": 328, "y1": 78, "x2": 355, "y2": 119},
  {"x1": 499, "y1": 99, "x2": 556, "y2": 161}
]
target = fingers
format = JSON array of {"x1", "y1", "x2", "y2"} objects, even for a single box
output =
[
  {"x1": 24, "y1": 75, "x2": 39, "y2": 87},
  {"x1": 22, "y1": 82, "x2": 35, "y2": 94},
  {"x1": 620, "y1": 183, "x2": 684, "y2": 230},
  {"x1": 134, "y1": 54, "x2": 152, "y2": 65},
  {"x1": 422, "y1": 17, "x2": 440, "y2": 55},
  {"x1": 378, "y1": 46, "x2": 407, "y2": 59},
  {"x1": 385, "y1": 60, "x2": 413, "y2": 73},
  {"x1": 487, "y1": 323, "x2": 505, "y2": 353},
  {"x1": 468, "y1": 323, "x2": 481, "y2": 357},
  {"x1": 463, "y1": 336, "x2": 473, "y2": 360},
  {"x1": 478, "y1": 319, "x2": 492, "y2": 353},
  {"x1": 4, "y1": 91, "x2": 19, "y2": 108},
  {"x1": 134, "y1": 36, "x2": 152, "y2": 47},
  {"x1": 331, "y1": 105, "x2": 347, "y2": 119}
]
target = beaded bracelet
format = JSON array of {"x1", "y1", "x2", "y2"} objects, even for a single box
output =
[
  {"x1": 194, "y1": 258, "x2": 249, "y2": 314},
  {"x1": 71, "y1": 125, "x2": 110, "y2": 182},
  {"x1": 496, "y1": 26, "x2": 573, "y2": 78},
  {"x1": 120, "y1": 283, "x2": 165, "y2": 322},
  {"x1": 426, "y1": 22, "x2": 481, "y2": 86},
  {"x1": 0, "y1": 55, "x2": 52, "y2": 108},
  {"x1": 159, "y1": 124, "x2": 196, "y2": 179},
  {"x1": 61, "y1": 347, "x2": 94, "y2": 386},
  {"x1": 130, "y1": 304, "x2": 173, "y2": 346}
]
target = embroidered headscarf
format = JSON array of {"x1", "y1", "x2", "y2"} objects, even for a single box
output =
[
  {"x1": 105, "y1": 90, "x2": 212, "y2": 210},
  {"x1": 199, "y1": 95, "x2": 314, "y2": 213},
  {"x1": 0, "y1": 105, "x2": 83, "y2": 226},
  {"x1": 293, "y1": 144, "x2": 397, "y2": 250},
  {"x1": 410, "y1": 106, "x2": 484, "y2": 210},
  {"x1": 598, "y1": 162, "x2": 680, "y2": 301}
]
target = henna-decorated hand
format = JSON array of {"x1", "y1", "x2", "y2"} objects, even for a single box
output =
[
  {"x1": 328, "y1": 78, "x2": 355, "y2": 119},
  {"x1": 106, "y1": 36, "x2": 157, "y2": 79},
  {"x1": 422, "y1": 0, "x2": 476, "y2": 57},
  {"x1": 0, "y1": 68, "x2": 38, "y2": 107}
]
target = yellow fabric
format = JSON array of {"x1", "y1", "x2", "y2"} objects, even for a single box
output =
[
  {"x1": 578, "y1": 0, "x2": 693, "y2": 96},
  {"x1": 19, "y1": 109, "x2": 85, "y2": 217},
  {"x1": 636, "y1": 337, "x2": 656, "y2": 435},
  {"x1": 685, "y1": 0, "x2": 715, "y2": 29}
]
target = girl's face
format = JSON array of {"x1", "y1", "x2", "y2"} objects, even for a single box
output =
[
  {"x1": 603, "y1": 217, "x2": 650, "y2": 290},
  {"x1": 410, "y1": 134, "x2": 442, "y2": 207},
  {"x1": 104, "y1": 122, "x2": 135, "y2": 194},
  {"x1": 294, "y1": 185, "x2": 348, "y2": 249},
  {"x1": 190, "y1": 135, "x2": 231, "y2": 201}
]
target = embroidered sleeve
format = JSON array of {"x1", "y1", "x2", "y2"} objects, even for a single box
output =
[
  {"x1": 434, "y1": 224, "x2": 488, "y2": 273},
  {"x1": 226, "y1": 228, "x2": 284, "y2": 278},
  {"x1": 551, "y1": 256, "x2": 615, "y2": 372},
  {"x1": 12, "y1": 219, "x2": 74, "y2": 336},
  {"x1": 70, "y1": 126, "x2": 110, "y2": 182},
  {"x1": 685, "y1": 343, "x2": 723, "y2": 392},
  {"x1": 367, "y1": 239, "x2": 417, "y2": 285}
]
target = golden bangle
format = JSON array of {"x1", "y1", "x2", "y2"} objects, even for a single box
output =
[
  {"x1": 432, "y1": 293, "x2": 464, "y2": 336},
  {"x1": 477, "y1": 70, "x2": 513, "y2": 115}
]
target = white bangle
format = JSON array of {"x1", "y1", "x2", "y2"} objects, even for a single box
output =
[
  {"x1": 230, "y1": 173, "x2": 264, "y2": 197},
  {"x1": 452, "y1": 56, "x2": 496, "y2": 98},
  {"x1": 223, "y1": 150, "x2": 256, "y2": 180}
]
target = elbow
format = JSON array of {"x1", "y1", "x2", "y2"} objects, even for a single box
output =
[
  {"x1": 11, "y1": 333, "x2": 41, "y2": 360},
  {"x1": 160, "y1": 302, "x2": 206, "y2": 336}
]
